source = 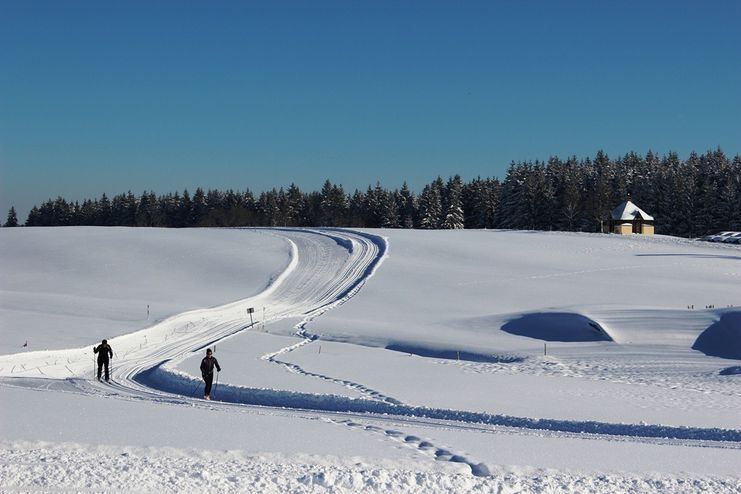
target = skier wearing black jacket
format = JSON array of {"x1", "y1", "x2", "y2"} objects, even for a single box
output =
[
  {"x1": 200, "y1": 348, "x2": 221, "y2": 400},
  {"x1": 93, "y1": 339, "x2": 113, "y2": 381}
]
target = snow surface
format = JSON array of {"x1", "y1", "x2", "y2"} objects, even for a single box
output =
[{"x1": 1, "y1": 227, "x2": 740, "y2": 493}]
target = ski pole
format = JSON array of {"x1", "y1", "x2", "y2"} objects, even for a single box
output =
[
  {"x1": 213, "y1": 371, "x2": 219, "y2": 400},
  {"x1": 191, "y1": 378, "x2": 202, "y2": 398}
]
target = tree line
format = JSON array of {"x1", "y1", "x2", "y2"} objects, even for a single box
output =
[{"x1": 6, "y1": 149, "x2": 740, "y2": 238}]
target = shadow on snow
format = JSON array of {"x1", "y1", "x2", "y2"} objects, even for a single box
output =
[{"x1": 132, "y1": 362, "x2": 741, "y2": 444}]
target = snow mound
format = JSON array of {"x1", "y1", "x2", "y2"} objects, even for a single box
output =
[
  {"x1": 692, "y1": 311, "x2": 741, "y2": 360},
  {"x1": 501, "y1": 312, "x2": 613, "y2": 342}
]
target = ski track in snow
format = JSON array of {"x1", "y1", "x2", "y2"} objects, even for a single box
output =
[{"x1": 2, "y1": 227, "x2": 741, "y2": 480}]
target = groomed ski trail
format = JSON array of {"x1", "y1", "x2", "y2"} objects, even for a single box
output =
[{"x1": 0, "y1": 228, "x2": 387, "y2": 391}]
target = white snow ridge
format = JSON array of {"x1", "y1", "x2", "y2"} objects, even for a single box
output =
[{"x1": 1, "y1": 227, "x2": 740, "y2": 493}]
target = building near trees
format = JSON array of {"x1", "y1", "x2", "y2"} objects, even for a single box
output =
[{"x1": 606, "y1": 200, "x2": 654, "y2": 235}]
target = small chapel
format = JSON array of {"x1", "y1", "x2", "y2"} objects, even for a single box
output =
[{"x1": 605, "y1": 200, "x2": 655, "y2": 235}]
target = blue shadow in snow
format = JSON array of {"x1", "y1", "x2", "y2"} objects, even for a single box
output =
[
  {"x1": 693, "y1": 312, "x2": 741, "y2": 360},
  {"x1": 130, "y1": 363, "x2": 741, "y2": 444},
  {"x1": 720, "y1": 366, "x2": 741, "y2": 376},
  {"x1": 501, "y1": 312, "x2": 612, "y2": 342},
  {"x1": 636, "y1": 253, "x2": 741, "y2": 261},
  {"x1": 385, "y1": 344, "x2": 524, "y2": 363}
]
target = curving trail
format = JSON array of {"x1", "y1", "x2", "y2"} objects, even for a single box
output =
[{"x1": 0, "y1": 229, "x2": 380, "y2": 371}]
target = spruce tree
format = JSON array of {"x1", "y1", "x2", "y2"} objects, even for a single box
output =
[
  {"x1": 398, "y1": 182, "x2": 417, "y2": 228},
  {"x1": 442, "y1": 175, "x2": 464, "y2": 229},
  {"x1": 381, "y1": 189, "x2": 401, "y2": 228},
  {"x1": 419, "y1": 181, "x2": 443, "y2": 229},
  {"x1": 191, "y1": 187, "x2": 208, "y2": 226},
  {"x1": 284, "y1": 184, "x2": 304, "y2": 226},
  {"x1": 4, "y1": 206, "x2": 18, "y2": 227}
]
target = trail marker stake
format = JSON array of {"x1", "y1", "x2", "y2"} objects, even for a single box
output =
[{"x1": 247, "y1": 307, "x2": 255, "y2": 327}]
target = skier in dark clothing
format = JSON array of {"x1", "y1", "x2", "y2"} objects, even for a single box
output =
[
  {"x1": 200, "y1": 348, "x2": 221, "y2": 400},
  {"x1": 93, "y1": 339, "x2": 113, "y2": 381}
]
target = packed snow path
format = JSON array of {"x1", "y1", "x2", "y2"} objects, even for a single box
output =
[{"x1": 2, "y1": 227, "x2": 741, "y2": 480}]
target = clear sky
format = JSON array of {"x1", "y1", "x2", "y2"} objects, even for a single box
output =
[{"x1": 1, "y1": 1, "x2": 739, "y2": 220}]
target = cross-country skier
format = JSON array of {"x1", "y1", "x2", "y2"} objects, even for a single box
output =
[
  {"x1": 200, "y1": 348, "x2": 221, "y2": 400},
  {"x1": 93, "y1": 339, "x2": 113, "y2": 381}
]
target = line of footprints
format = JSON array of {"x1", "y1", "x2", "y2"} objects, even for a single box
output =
[{"x1": 330, "y1": 418, "x2": 491, "y2": 477}]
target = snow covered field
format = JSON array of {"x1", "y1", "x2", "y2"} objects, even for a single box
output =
[{"x1": 1, "y1": 227, "x2": 740, "y2": 493}]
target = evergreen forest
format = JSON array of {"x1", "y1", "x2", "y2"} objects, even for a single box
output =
[{"x1": 9, "y1": 149, "x2": 741, "y2": 238}]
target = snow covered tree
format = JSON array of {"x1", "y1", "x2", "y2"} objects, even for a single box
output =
[
  {"x1": 284, "y1": 184, "x2": 305, "y2": 226},
  {"x1": 362, "y1": 183, "x2": 386, "y2": 228},
  {"x1": 729, "y1": 155, "x2": 741, "y2": 230},
  {"x1": 418, "y1": 179, "x2": 443, "y2": 229},
  {"x1": 629, "y1": 151, "x2": 657, "y2": 217},
  {"x1": 258, "y1": 189, "x2": 280, "y2": 226},
  {"x1": 320, "y1": 180, "x2": 348, "y2": 226},
  {"x1": 347, "y1": 190, "x2": 366, "y2": 227},
  {"x1": 442, "y1": 175, "x2": 464, "y2": 229},
  {"x1": 380, "y1": 189, "x2": 401, "y2": 228}
]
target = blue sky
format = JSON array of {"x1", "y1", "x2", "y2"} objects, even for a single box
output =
[{"x1": 1, "y1": 1, "x2": 740, "y2": 220}]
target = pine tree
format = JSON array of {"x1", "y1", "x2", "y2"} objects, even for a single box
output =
[
  {"x1": 398, "y1": 182, "x2": 417, "y2": 228},
  {"x1": 258, "y1": 190, "x2": 280, "y2": 227},
  {"x1": 730, "y1": 156, "x2": 741, "y2": 230},
  {"x1": 524, "y1": 163, "x2": 554, "y2": 230},
  {"x1": 191, "y1": 188, "x2": 208, "y2": 226},
  {"x1": 418, "y1": 180, "x2": 443, "y2": 229},
  {"x1": 4, "y1": 206, "x2": 18, "y2": 227},
  {"x1": 347, "y1": 190, "x2": 366, "y2": 227},
  {"x1": 363, "y1": 184, "x2": 385, "y2": 228},
  {"x1": 25, "y1": 206, "x2": 40, "y2": 226},
  {"x1": 583, "y1": 152, "x2": 612, "y2": 232},
  {"x1": 496, "y1": 163, "x2": 529, "y2": 229},
  {"x1": 320, "y1": 180, "x2": 348, "y2": 226},
  {"x1": 629, "y1": 151, "x2": 656, "y2": 216},
  {"x1": 442, "y1": 175, "x2": 464, "y2": 229},
  {"x1": 136, "y1": 192, "x2": 155, "y2": 226},
  {"x1": 381, "y1": 189, "x2": 401, "y2": 228},
  {"x1": 97, "y1": 193, "x2": 112, "y2": 226},
  {"x1": 284, "y1": 184, "x2": 305, "y2": 226}
]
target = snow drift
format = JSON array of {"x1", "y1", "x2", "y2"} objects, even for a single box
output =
[
  {"x1": 501, "y1": 312, "x2": 613, "y2": 342},
  {"x1": 692, "y1": 311, "x2": 741, "y2": 360}
]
